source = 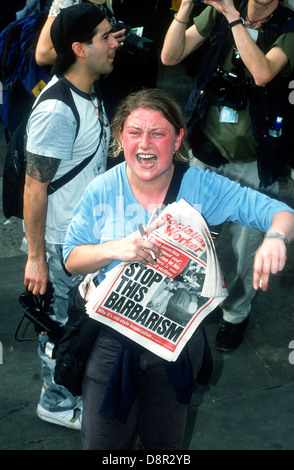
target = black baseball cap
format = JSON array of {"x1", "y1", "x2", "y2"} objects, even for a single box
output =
[{"x1": 50, "y1": 3, "x2": 106, "y2": 76}]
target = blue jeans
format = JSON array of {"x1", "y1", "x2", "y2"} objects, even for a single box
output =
[{"x1": 38, "y1": 242, "x2": 83, "y2": 413}]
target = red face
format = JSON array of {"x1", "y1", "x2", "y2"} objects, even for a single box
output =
[{"x1": 120, "y1": 108, "x2": 184, "y2": 184}]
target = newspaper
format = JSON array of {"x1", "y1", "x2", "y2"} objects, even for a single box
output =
[{"x1": 84, "y1": 199, "x2": 228, "y2": 362}]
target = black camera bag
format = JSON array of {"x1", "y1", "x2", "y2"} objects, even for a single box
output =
[{"x1": 54, "y1": 283, "x2": 100, "y2": 396}]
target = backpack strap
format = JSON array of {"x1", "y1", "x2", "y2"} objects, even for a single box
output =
[
  {"x1": 47, "y1": 125, "x2": 103, "y2": 195},
  {"x1": 163, "y1": 162, "x2": 189, "y2": 205},
  {"x1": 29, "y1": 78, "x2": 104, "y2": 195},
  {"x1": 31, "y1": 77, "x2": 80, "y2": 139}
]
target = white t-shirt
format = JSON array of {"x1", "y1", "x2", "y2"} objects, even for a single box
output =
[{"x1": 26, "y1": 75, "x2": 110, "y2": 244}]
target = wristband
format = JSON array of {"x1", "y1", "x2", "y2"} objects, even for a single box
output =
[
  {"x1": 264, "y1": 232, "x2": 288, "y2": 245},
  {"x1": 174, "y1": 13, "x2": 190, "y2": 24},
  {"x1": 229, "y1": 18, "x2": 245, "y2": 28}
]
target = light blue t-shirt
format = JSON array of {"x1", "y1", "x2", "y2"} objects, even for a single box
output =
[{"x1": 63, "y1": 162, "x2": 293, "y2": 281}]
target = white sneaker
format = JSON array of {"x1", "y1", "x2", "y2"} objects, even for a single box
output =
[{"x1": 37, "y1": 403, "x2": 82, "y2": 430}]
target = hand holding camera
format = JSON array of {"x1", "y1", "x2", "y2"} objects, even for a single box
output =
[
  {"x1": 15, "y1": 281, "x2": 64, "y2": 344},
  {"x1": 113, "y1": 21, "x2": 154, "y2": 55},
  {"x1": 198, "y1": 0, "x2": 239, "y2": 19},
  {"x1": 112, "y1": 25, "x2": 127, "y2": 48}
]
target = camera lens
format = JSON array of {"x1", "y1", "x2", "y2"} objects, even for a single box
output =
[{"x1": 210, "y1": 77, "x2": 230, "y2": 102}]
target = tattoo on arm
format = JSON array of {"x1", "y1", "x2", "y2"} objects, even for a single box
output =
[{"x1": 26, "y1": 153, "x2": 61, "y2": 183}]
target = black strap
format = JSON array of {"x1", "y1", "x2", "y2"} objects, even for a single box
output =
[
  {"x1": 30, "y1": 78, "x2": 104, "y2": 196},
  {"x1": 163, "y1": 162, "x2": 189, "y2": 206},
  {"x1": 47, "y1": 126, "x2": 103, "y2": 195},
  {"x1": 33, "y1": 78, "x2": 80, "y2": 139}
]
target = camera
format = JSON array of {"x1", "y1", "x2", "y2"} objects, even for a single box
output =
[
  {"x1": 15, "y1": 281, "x2": 64, "y2": 343},
  {"x1": 113, "y1": 21, "x2": 154, "y2": 55},
  {"x1": 206, "y1": 66, "x2": 252, "y2": 110}
]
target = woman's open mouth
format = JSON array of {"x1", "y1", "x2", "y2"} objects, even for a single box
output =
[{"x1": 136, "y1": 154, "x2": 157, "y2": 167}]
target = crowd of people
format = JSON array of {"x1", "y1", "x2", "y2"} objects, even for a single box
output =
[{"x1": 2, "y1": 0, "x2": 294, "y2": 451}]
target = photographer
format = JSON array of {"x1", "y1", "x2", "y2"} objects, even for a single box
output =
[{"x1": 161, "y1": 0, "x2": 294, "y2": 351}]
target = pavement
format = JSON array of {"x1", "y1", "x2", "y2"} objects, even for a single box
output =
[{"x1": 1, "y1": 62, "x2": 294, "y2": 451}]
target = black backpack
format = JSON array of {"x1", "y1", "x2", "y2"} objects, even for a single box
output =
[
  {"x1": 3, "y1": 78, "x2": 104, "y2": 220},
  {"x1": 2, "y1": 79, "x2": 86, "y2": 220}
]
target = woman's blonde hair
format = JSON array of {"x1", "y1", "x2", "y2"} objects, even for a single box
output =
[{"x1": 110, "y1": 88, "x2": 190, "y2": 163}]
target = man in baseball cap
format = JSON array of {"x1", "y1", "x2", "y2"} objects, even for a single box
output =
[
  {"x1": 50, "y1": 3, "x2": 116, "y2": 81},
  {"x1": 23, "y1": 2, "x2": 118, "y2": 430}
]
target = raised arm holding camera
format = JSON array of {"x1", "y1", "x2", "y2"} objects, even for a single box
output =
[{"x1": 161, "y1": 0, "x2": 294, "y2": 351}]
